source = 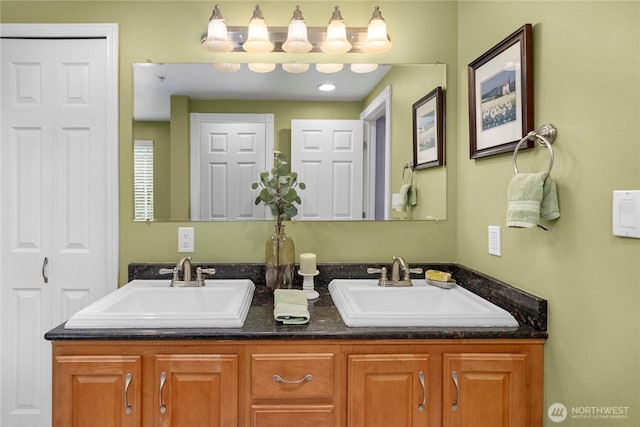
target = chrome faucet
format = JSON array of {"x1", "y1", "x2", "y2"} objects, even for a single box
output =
[
  {"x1": 158, "y1": 256, "x2": 216, "y2": 287},
  {"x1": 367, "y1": 256, "x2": 423, "y2": 287}
]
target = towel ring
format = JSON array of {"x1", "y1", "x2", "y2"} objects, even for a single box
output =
[
  {"x1": 402, "y1": 163, "x2": 414, "y2": 185},
  {"x1": 513, "y1": 124, "x2": 557, "y2": 175}
]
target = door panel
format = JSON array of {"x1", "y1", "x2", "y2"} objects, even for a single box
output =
[
  {"x1": 291, "y1": 120, "x2": 363, "y2": 220},
  {"x1": 1, "y1": 32, "x2": 116, "y2": 427},
  {"x1": 190, "y1": 114, "x2": 273, "y2": 221}
]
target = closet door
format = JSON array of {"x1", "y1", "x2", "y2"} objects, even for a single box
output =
[{"x1": 0, "y1": 27, "x2": 118, "y2": 427}]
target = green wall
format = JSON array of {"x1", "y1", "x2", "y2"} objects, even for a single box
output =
[
  {"x1": 3, "y1": 1, "x2": 639, "y2": 425},
  {"x1": 457, "y1": 2, "x2": 640, "y2": 425}
]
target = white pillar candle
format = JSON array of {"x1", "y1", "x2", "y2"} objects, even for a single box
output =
[{"x1": 299, "y1": 253, "x2": 317, "y2": 274}]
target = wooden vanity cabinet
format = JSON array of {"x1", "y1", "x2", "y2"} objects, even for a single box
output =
[{"x1": 51, "y1": 339, "x2": 543, "y2": 427}]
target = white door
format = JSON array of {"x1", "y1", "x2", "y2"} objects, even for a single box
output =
[
  {"x1": 1, "y1": 25, "x2": 118, "y2": 427},
  {"x1": 291, "y1": 119, "x2": 363, "y2": 220},
  {"x1": 190, "y1": 113, "x2": 273, "y2": 221}
]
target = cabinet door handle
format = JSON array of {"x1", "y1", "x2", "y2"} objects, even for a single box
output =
[
  {"x1": 271, "y1": 374, "x2": 313, "y2": 384},
  {"x1": 124, "y1": 373, "x2": 132, "y2": 415},
  {"x1": 451, "y1": 370, "x2": 459, "y2": 412},
  {"x1": 42, "y1": 257, "x2": 49, "y2": 284},
  {"x1": 418, "y1": 370, "x2": 426, "y2": 413},
  {"x1": 159, "y1": 371, "x2": 167, "y2": 414}
]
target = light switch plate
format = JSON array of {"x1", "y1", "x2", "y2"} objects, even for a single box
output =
[
  {"x1": 613, "y1": 190, "x2": 640, "y2": 238},
  {"x1": 488, "y1": 225, "x2": 502, "y2": 256}
]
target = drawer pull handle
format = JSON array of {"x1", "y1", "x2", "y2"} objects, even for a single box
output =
[
  {"x1": 451, "y1": 370, "x2": 459, "y2": 412},
  {"x1": 272, "y1": 374, "x2": 313, "y2": 384},
  {"x1": 159, "y1": 371, "x2": 167, "y2": 414},
  {"x1": 124, "y1": 373, "x2": 132, "y2": 415},
  {"x1": 418, "y1": 370, "x2": 426, "y2": 413}
]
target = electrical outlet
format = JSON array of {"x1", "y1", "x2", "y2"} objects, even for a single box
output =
[
  {"x1": 178, "y1": 227, "x2": 194, "y2": 253},
  {"x1": 488, "y1": 225, "x2": 501, "y2": 256}
]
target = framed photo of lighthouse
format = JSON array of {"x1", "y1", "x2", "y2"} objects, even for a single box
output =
[{"x1": 468, "y1": 23, "x2": 533, "y2": 159}]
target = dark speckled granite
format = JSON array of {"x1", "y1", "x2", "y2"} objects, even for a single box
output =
[{"x1": 44, "y1": 263, "x2": 547, "y2": 341}]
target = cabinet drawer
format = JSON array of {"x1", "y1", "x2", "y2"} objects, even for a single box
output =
[
  {"x1": 252, "y1": 404, "x2": 335, "y2": 427},
  {"x1": 251, "y1": 353, "x2": 335, "y2": 399}
]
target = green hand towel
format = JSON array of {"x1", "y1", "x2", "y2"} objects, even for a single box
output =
[
  {"x1": 274, "y1": 289, "x2": 310, "y2": 325},
  {"x1": 396, "y1": 184, "x2": 417, "y2": 212},
  {"x1": 507, "y1": 173, "x2": 546, "y2": 228},
  {"x1": 541, "y1": 175, "x2": 560, "y2": 221},
  {"x1": 507, "y1": 173, "x2": 560, "y2": 228}
]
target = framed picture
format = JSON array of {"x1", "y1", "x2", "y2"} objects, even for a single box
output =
[
  {"x1": 468, "y1": 23, "x2": 533, "y2": 159},
  {"x1": 412, "y1": 86, "x2": 444, "y2": 169}
]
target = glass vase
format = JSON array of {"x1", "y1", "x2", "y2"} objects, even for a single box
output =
[{"x1": 265, "y1": 224, "x2": 295, "y2": 291}]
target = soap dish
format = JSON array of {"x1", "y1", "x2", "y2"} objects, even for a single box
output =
[{"x1": 426, "y1": 279, "x2": 457, "y2": 289}]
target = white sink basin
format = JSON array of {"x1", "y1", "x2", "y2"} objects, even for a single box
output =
[
  {"x1": 65, "y1": 279, "x2": 255, "y2": 329},
  {"x1": 329, "y1": 279, "x2": 518, "y2": 327}
]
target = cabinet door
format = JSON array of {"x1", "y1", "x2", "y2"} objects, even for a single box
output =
[
  {"x1": 443, "y1": 353, "x2": 528, "y2": 427},
  {"x1": 53, "y1": 355, "x2": 141, "y2": 427},
  {"x1": 154, "y1": 354, "x2": 238, "y2": 427},
  {"x1": 348, "y1": 354, "x2": 430, "y2": 427}
]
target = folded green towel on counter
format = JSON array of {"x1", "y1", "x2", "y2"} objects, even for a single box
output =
[{"x1": 274, "y1": 289, "x2": 310, "y2": 325}]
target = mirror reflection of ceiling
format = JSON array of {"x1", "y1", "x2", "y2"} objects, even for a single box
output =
[{"x1": 133, "y1": 63, "x2": 392, "y2": 121}]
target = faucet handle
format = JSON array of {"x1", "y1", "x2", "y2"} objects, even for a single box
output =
[
  {"x1": 409, "y1": 267, "x2": 424, "y2": 275},
  {"x1": 158, "y1": 268, "x2": 174, "y2": 275},
  {"x1": 367, "y1": 266, "x2": 388, "y2": 286},
  {"x1": 195, "y1": 267, "x2": 217, "y2": 286}
]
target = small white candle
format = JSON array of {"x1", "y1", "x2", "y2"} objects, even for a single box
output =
[{"x1": 299, "y1": 253, "x2": 317, "y2": 275}]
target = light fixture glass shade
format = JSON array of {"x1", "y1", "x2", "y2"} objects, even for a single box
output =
[
  {"x1": 213, "y1": 63, "x2": 241, "y2": 72},
  {"x1": 321, "y1": 6, "x2": 352, "y2": 54},
  {"x1": 202, "y1": 5, "x2": 234, "y2": 52},
  {"x1": 363, "y1": 6, "x2": 392, "y2": 53},
  {"x1": 243, "y1": 5, "x2": 274, "y2": 53},
  {"x1": 282, "y1": 6, "x2": 313, "y2": 53},
  {"x1": 282, "y1": 63, "x2": 310, "y2": 73},
  {"x1": 248, "y1": 63, "x2": 276, "y2": 73},
  {"x1": 316, "y1": 63, "x2": 343, "y2": 73},
  {"x1": 350, "y1": 63, "x2": 379, "y2": 73}
]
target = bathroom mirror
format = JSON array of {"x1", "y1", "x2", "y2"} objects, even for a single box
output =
[{"x1": 132, "y1": 62, "x2": 447, "y2": 222}]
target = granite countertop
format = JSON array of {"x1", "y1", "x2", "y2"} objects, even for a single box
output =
[{"x1": 45, "y1": 263, "x2": 548, "y2": 341}]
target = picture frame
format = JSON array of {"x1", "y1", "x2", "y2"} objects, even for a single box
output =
[
  {"x1": 468, "y1": 23, "x2": 533, "y2": 159},
  {"x1": 412, "y1": 86, "x2": 445, "y2": 169}
]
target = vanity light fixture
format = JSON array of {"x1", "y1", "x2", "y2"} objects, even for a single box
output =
[
  {"x1": 363, "y1": 5, "x2": 392, "y2": 53},
  {"x1": 201, "y1": 4, "x2": 392, "y2": 55},
  {"x1": 202, "y1": 4, "x2": 234, "y2": 53},
  {"x1": 248, "y1": 63, "x2": 276, "y2": 73},
  {"x1": 317, "y1": 83, "x2": 336, "y2": 92},
  {"x1": 316, "y1": 63, "x2": 344, "y2": 73},
  {"x1": 282, "y1": 63, "x2": 310, "y2": 73},
  {"x1": 321, "y1": 6, "x2": 352, "y2": 54},
  {"x1": 213, "y1": 62, "x2": 241, "y2": 72},
  {"x1": 242, "y1": 5, "x2": 274, "y2": 53},
  {"x1": 351, "y1": 63, "x2": 379, "y2": 73},
  {"x1": 282, "y1": 6, "x2": 313, "y2": 54}
]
